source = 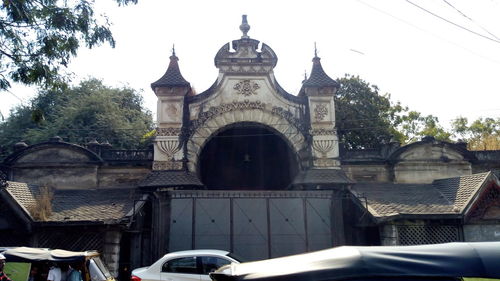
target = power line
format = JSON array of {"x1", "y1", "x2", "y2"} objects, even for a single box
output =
[
  {"x1": 355, "y1": 0, "x2": 500, "y2": 65},
  {"x1": 405, "y1": 0, "x2": 500, "y2": 44},
  {"x1": 441, "y1": 0, "x2": 500, "y2": 41}
]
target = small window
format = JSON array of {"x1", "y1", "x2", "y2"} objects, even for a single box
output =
[
  {"x1": 199, "y1": 256, "x2": 232, "y2": 274},
  {"x1": 162, "y1": 257, "x2": 198, "y2": 274}
]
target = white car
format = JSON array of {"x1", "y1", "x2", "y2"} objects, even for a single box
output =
[{"x1": 131, "y1": 249, "x2": 241, "y2": 281}]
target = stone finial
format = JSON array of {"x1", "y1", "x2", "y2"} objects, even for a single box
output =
[{"x1": 240, "y1": 15, "x2": 250, "y2": 39}]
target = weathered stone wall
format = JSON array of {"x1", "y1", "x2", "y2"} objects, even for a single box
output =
[
  {"x1": 394, "y1": 162, "x2": 472, "y2": 184},
  {"x1": 13, "y1": 167, "x2": 99, "y2": 189},
  {"x1": 342, "y1": 165, "x2": 391, "y2": 182},
  {"x1": 97, "y1": 167, "x2": 150, "y2": 189},
  {"x1": 464, "y1": 224, "x2": 500, "y2": 241}
]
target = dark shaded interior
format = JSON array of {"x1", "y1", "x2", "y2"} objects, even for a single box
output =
[{"x1": 199, "y1": 124, "x2": 298, "y2": 190}]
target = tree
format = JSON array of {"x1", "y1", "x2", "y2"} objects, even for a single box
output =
[
  {"x1": 335, "y1": 75, "x2": 395, "y2": 149},
  {"x1": 452, "y1": 117, "x2": 500, "y2": 150},
  {"x1": 0, "y1": 78, "x2": 154, "y2": 156},
  {"x1": 0, "y1": 0, "x2": 137, "y2": 90},
  {"x1": 335, "y1": 75, "x2": 451, "y2": 149}
]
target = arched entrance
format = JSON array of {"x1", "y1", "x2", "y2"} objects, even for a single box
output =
[{"x1": 199, "y1": 123, "x2": 299, "y2": 190}]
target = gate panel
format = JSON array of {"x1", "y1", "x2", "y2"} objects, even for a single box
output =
[
  {"x1": 169, "y1": 199, "x2": 193, "y2": 252},
  {"x1": 195, "y1": 199, "x2": 231, "y2": 250},
  {"x1": 306, "y1": 198, "x2": 332, "y2": 251},
  {"x1": 269, "y1": 198, "x2": 306, "y2": 257},
  {"x1": 233, "y1": 198, "x2": 269, "y2": 261}
]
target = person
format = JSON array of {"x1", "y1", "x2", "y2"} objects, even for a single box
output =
[
  {"x1": 0, "y1": 254, "x2": 12, "y2": 281},
  {"x1": 47, "y1": 263, "x2": 61, "y2": 281},
  {"x1": 66, "y1": 263, "x2": 83, "y2": 281}
]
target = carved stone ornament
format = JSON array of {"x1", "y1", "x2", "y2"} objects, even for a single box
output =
[
  {"x1": 157, "y1": 139, "x2": 181, "y2": 158},
  {"x1": 156, "y1": 127, "x2": 182, "y2": 136},
  {"x1": 188, "y1": 100, "x2": 307, "y2": 136},
  {"x1": 310, "y1": 128, "x2": 337, "y2": 136},
  {"x1": 314, "y1": 103, "x2": 328, "y2": 122},
  {"x1": 234, "y1": 80, "x2": 260, "y2": 96},
  {"x1": 312, "y1": 139, "x2": 335, "y2": 157},
  {"x1": 153, "y1": 161, "x2": 183, "y2": 171}
]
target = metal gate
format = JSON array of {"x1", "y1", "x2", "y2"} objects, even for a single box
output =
[{"x1": 167, "y1": 190, "x2": 339, "y2": 261}]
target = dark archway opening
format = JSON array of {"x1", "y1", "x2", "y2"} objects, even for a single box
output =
[{"x1": 199, "y1": 123, "x2": 299, "y2": 190}]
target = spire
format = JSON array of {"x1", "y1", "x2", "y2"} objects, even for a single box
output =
[
  {"x1": 151, "y1": 48, "x2": 190, "y2": 90},
  {"x1": 302, "y1": 43, "x2": 339, "y2": 88},
  {"x1": 240, "y1": 14, "x2": 250, "y2": 39}
]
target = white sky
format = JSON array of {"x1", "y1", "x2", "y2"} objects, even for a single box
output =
[{"x1": 2, "y1": 0, "x2": 500, "y2": 129}]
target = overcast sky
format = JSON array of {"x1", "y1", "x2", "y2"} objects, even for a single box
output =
[{"x1": 2, "y1": 0, "x2": 499, "y2": 129}]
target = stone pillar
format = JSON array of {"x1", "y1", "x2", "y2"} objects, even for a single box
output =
[
  {"x1": 308, "y1": 95, "x2": 340, "y2": 168},
  {"x1": 380, "y1": 224, "x2": 398, "y2": 245},
  {"x1": 102, "y1": 230, "x2": 122, "y2": 277}
]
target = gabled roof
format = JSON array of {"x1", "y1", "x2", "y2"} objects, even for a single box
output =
[
  {"x1": 151, "y1": 54, "x2": 190, "y2": 89},
  {"x1": 3, "y1": 181, "x2": 142, "y2": 224},
  {"x1": 302, "y1": 56, "x2": 339, "y2": 88},
  {"x1": 350, "y1": 172, "x2": 496, "y2": 222}
]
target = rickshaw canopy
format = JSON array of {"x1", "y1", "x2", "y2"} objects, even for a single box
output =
[
  {"x1": 0, "y1": 247, "x2": 99, "y2": 262},
  {"x1": 210, "y1": 242, "x2": 500, "y2": 281}
]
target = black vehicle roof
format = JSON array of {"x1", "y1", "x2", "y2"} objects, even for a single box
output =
[{"x1": 210, "y1": 242, "x2": 500, "y2": 281}]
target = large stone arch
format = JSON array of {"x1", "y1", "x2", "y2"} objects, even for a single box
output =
[{"x1": 186, "y1": 106, "x2": 307, "y2": 172}]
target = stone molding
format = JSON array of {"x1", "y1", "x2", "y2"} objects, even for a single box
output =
[
  {"x1": 186, "y1": 103, "x2": 307, "y2": 172},
  {"x1": 156, "y1": 127, "x2": 182, "y2": 136},
  {"x1": 153, "y1": 161, "x2": 183, "y2": 171}
]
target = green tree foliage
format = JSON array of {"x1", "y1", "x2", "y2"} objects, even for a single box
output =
[
  {"x1": 335, "y1": 75, "x2": 395, "y2": 149},
  {"x1": 335, "y1": 75, "x2": 451, "y2": 149},
  {"x1": 0, "y1": 78, "x2": 153, "y2": 156},
  {"x1": 0, "y1": 0, "x2": 137, "y2": 90},
  {"x1": 452, "y1": 117, "x2": 500, "y2": 150}
]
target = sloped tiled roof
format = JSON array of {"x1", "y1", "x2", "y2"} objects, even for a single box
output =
[
  {"x1": 350, "y1": 172, "x2": 494, "y2": 221},
  {"x1": 139, "y1": 170, "x2": 203, "y2": 188},
  {"x1": 293, "y1": 169, "x2": 353, "y2": 185},
  {"x1": 302, "y1": 57, "x2": 339, "y2": 88},
  {"x1": 433, "y1": 172, "x2": 490, "y2": 212},
  {"x1": 151, "y1": 54, "x2": 190, "y2": 89},
  {"x1": 4, "y1": 181, "x2": 139, "y2": 223}
]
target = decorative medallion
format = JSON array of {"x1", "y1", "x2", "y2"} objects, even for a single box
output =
[
  {"x1": 314, "y1": 103, "x2": 328, "y2": 121},
  {"x1": 234, "y1": 80, "x2": 260, "y2": 96}
]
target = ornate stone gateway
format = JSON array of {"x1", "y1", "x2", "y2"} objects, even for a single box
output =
[
  {"x1": 143, "y1": 15, "x2": 353, "y2": 261},
  {"x1": 149, "y1": 16, "x2": 346, "y2": 189}
]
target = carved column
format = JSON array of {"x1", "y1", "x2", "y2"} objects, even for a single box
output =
[
  {"x1": 153, "y1": 93, "x2": 186, "y2": 170},
  {"x1": 308, "y1": 95, "x2": 340, "y2": 168}
]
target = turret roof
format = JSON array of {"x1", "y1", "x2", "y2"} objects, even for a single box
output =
[
  {"x1": 151, "y1": 52, "x2": 190, "y2": 89},
  {"x1": 302, "y1": 56, "x2": 339, "y2": 88}
]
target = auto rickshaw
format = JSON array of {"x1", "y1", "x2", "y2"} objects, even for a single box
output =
[
  {"x1": 0, "y1": 247, "x2": 114, "y2": 281},
  {"x1": 210, "y1": 242, "x2": 500, "y2": 281}
]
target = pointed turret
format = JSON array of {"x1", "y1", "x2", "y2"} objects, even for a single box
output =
[
  {"x1": 300, "y1": 46, "x2": 339, "y2": 96},
  {"x1": 151, "y1": 48, "x2": 190, "y2": 95},
  {"x1": 302, "y1": 56, "x2": 339, "y2": 88}
]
